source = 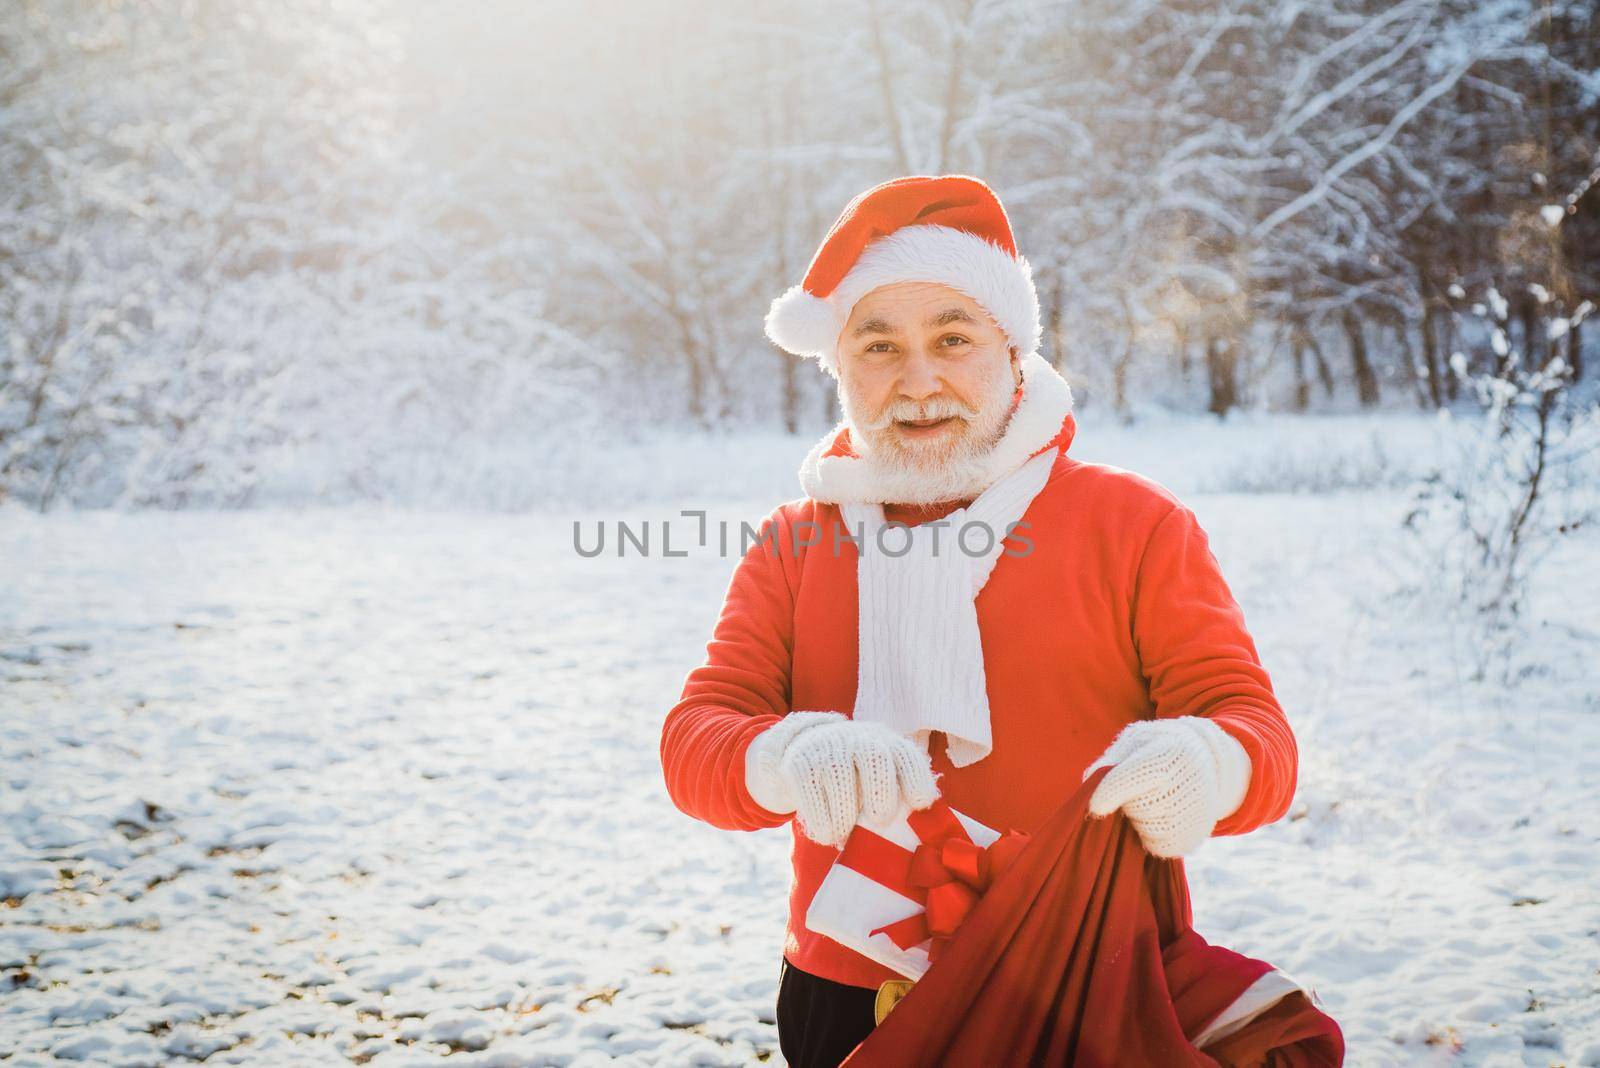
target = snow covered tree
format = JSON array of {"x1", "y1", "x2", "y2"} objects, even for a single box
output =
[{"x1": 3, "y1": 0, "x2": 1597, "y2": 504}]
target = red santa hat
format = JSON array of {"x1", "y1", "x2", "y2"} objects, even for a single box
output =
[{"x1": 765, "y1": 175, "x2": 1042, "y2": 377}]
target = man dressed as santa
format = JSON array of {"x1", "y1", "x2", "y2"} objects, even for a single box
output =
[{"x1": 659, "y1": 175, "x2": 1298, "y2": 1068}]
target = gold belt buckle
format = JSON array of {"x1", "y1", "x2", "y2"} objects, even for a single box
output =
[{"x1": 874, "y1": 978, "x2": 916, "y2": 1024}]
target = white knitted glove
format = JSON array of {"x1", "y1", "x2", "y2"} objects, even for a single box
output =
[
  {"x1": 1083, "y1": 716, "x2": 1252, "y2": 858},
  {"x1": 744, "y1": 712, "x2": 940, "y2": 847}
]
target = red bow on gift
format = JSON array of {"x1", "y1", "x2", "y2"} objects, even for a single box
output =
[{"x1": 836, "y1": 798, "x2": 1031, "y2": 963}]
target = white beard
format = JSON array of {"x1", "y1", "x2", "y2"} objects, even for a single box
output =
[
  {"x1": 839, "y1": 356, "x2": 1019, "y2": 506},
  {"x1": 800, "y1": 351, "x2": 1077, "y2": 507},
  {"x1": 830, "y1": 444, "x2": 1005, "y2": 506}
]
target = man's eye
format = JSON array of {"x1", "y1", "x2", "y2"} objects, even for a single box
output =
[
  {"x1": 866, "y1": 342, "x2": 894, "y2": 353},
  {"x1": 941, "y1": 335, "x2": 969, "y2": 347}
]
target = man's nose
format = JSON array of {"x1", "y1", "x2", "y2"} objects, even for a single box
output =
[{"x1": 898, "y1": 350, "x2": 942, "y2": 400}]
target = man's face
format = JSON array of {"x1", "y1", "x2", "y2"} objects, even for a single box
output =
[{"x1": 837, "y1": 282, "x2": 1021, "y2": 470}]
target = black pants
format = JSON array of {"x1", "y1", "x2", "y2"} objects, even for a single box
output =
[{"x1": 777, "y1": 957, "x2": 879, "y2": 1068}]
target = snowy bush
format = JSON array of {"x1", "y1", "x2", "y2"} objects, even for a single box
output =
[{"x1": 1401, "y1": 291, "x2": 1599, "y2": 680}]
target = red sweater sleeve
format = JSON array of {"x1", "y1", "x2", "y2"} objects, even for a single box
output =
[
  {"x1": 1130, "y1": 503, "x2": 1298, "y2": 837},
  {"x1": 660, "y1": 505, "x2": 800, "y2": 832}
]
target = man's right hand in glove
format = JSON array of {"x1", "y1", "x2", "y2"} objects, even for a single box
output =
[{"x1": 743, "y1": 711, "x2": 940, "y2": 847}]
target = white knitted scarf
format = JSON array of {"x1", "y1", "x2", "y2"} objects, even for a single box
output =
[
  {"x1": 840, "y1": 447, "x2": 1057, "y2": 767},
  {"x1": 799, "y1": 352, "x2": 1075, "y2": 767}
]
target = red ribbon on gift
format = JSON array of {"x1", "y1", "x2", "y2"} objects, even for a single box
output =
[{"x1": 835, "y1": 799, "x2": 1031, "y2": 963}]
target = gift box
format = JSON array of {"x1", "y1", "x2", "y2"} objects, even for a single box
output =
[{"x1": 805, "y1": 798, "x2": 1030, "y2": 980}]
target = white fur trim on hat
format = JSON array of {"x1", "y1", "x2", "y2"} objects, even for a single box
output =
[
  {"x1": 765, "y1": 225, "x2": 1042, "y2": 376},
  {"x1": 764, "y1": 284, "x2": 839, "y2": 359}
]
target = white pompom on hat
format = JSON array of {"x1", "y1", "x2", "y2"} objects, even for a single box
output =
[{"x1": 765, "y1": 175, "x2": 1042, "y2": 376}]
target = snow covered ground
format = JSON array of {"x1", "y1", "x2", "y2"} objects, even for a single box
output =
[{"x1": 3, "y1": 412, "x2": 1598, "y2": 1066}]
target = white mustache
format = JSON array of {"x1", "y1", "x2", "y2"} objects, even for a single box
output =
[{"x1": 856, "y1": 396, "x2": 978, "y2": 432}]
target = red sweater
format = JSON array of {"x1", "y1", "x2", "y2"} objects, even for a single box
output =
[{"x1": 659, "y1": 411, "x2": 1297, "y2": 990}]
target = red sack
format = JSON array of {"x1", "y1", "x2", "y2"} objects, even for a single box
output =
[{"x1": 841, "y1": 767, "x2": 1343, "y2": 1067}]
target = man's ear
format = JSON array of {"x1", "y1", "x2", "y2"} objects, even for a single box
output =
[{"x1": 1009, "y1": 345, "x2": 1022, "y2": 386}]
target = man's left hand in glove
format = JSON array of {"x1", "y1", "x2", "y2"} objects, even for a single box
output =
[{"x1": 1083, "y1": 716, "x2": 1253, "y2": 858}]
